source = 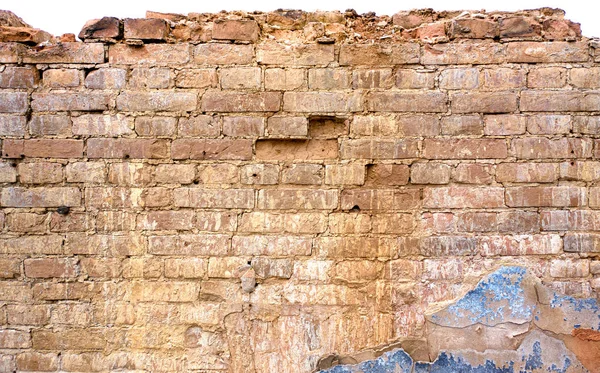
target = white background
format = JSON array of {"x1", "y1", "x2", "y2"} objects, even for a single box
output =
[{"x1": 5, "y1": 0, "x2": 600, "y2": 38}]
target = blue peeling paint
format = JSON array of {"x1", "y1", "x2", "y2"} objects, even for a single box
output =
[
  {"x1": 550, "y1": 293, "x2": 599, "y2": 312},
  {"x1": 522, "y1": 341, "x2": 543, "y2": 371},
  {"x1": 318, "y1": 349, "x2": 413, "y2": 373},
  {"x1": 428, "y1": 353, "x2": 515, "y2": 373}
]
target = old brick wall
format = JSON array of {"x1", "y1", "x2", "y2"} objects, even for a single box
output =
[{"x1": 0, "y1": 7, "x2": 599, "y2": 372}]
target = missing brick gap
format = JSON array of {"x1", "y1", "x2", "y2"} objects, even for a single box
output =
[{"x1": 308, "y1": 116, "x2": 348, "y2": 139}]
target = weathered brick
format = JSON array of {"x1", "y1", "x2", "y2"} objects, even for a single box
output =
[
  {"x1": 550, "y1": 259, "x2": 589, "y2": 278},
  {"x1": 21, "y1": 43, "x2": 105, "y2": 64},
  {"x1": 197, "y1": 163, "x2": 239, "y2": 184},
  {"x1": 171, "y1": 139, "x2": 252, "y2": 160},
  {"x1": 257, "y1": 43, "x2": 334, "y2": 66},
  {"x1": 0, "y1": 92, "x2": 28, "y2": 113},
  {"x1": 0, "y1": 329, "x2": 31, "y2": 348},
  {"x1": 457, "y1": 212, "x2": 497, "y2": 232},
  {"x1": 341, "y1": 139, "x2": 419, "y2": 159},
  {"x1": 521, "y1": 91, "x2": 600, "y2": 112},
  {"x1": 339, "y1": 44, "x2": 419, "y2": 65},
  {"x1": 202, "y1": 91, "x2": 280, "y2": 112},
  {"x1": 73, "y1": 114, "x2": 133, "y2": 136},
  {"x1": 87, "y1": 138, "x2": 168, "y2": 159},
  {"x1": 308, "y1": 68, "x2": 351, "y2": 89},
  {"x1": 423, "y1": 139, "x2": 507, "y2": 159},
  {"x1": 65, "y1": 162, "x2": 106, "y2": 183},
  {"x1": 480, "y1": 68, "x2": 526, "y2": 89},
  {"x1": 506, "y1": 41, "x2": 588, "y2": 63},
  {"x1": 353, "y1": 69, "x2": 393, "y2": 89},
  {"x1": 0, "y1": 258, "x2": 20, "y2": 278},
  {"x1": 25, "y1": 258, "x2": 77, "y2": 278},
  {"x1": 6, "y1": 305, "x2": 49, "y2": 325},
  {"x1": 43, "y1": 69, "x2": 80, "y2": 88},
  {"x1": 284, "y1": 92, "x2": 363, "y2": 112},
  {"x1": 31, "y1": 92, "x2": 111, "y2": 112},
  {"x1": 496, "y1": 162, "x2": 558, "y2": 183},
  {"x1": 328, "y1": 213, "x2": 371, "y2": 234},
  {"x1": 367, "y1": 92, "x2": 447, "y2": 113},
  {"x1": 148, "y1": 234, "x2": 230, "y2": 256},
  {"x1": 498, "y1": 211, "x2": 539, "y2": 233},
  {"x1": 570, "y1": 67, "x2": 600, "y2": 88},
  {"x1": 50, "y1": 212, "x2": 91, "y2": 233},
  {"x1": 178, "y1": 115, "x2": 220, "y2": 137},
  {"x1": 341, "y1": 189, "x2": 421, "y2": 210},
  {"x1": 6, "y1": 212, "x2": 47, "y2": 232},
  {"x1": 165, "y1": 258, "x2": 207, "y2": 279},
  {"x1": 117, "y1": 91, "x2": 197, "y2": 112},
  {"x1": 239, "y1": 212, "x2": 327, "y2": 234},
  {"x1": 213, "y1": 19, "x2": 259, "y2": 41},
  {"x1": 241, "y1": 164, "x2": 280, "y2": 184},
  {"x1": 267, "y1": 116, "x2": 308, "y2": 137},
  {"x1": 560, "y1": 161, "x2": 600, "y2": 182},
  {"x1": 32, "y1": 329, "x2": 106, "y2": 351},
  {"x1": 366, "y1": 164, "x2": 410, "y2": 186},
  {"x1": 528, "y1": 67, "x2": 567, "y2": 88},
  {"x1": 174, "y1": 188, "x2": 254, "y2": 209},
  {"x1": 258, "y1": 189, "x2": 337, "y2": 210},
  {"x1": 396, "y1": 69, "x2": 435, "y2": 89},
  {"x1": 423, "y1": 186, "x2": 505, "y2": 208},
  {"x1": 451, "y1": 92, "x2": 518, "y2": 113},
  {"x1": 18, "y1": 162, "x2": 63, "y2": 184},
  {"x1": 28, "y1": 115, "x2": 71, "y2": 136},
  {"x1": 1, "y1": 187, "x2": 80, "y2": 207},
  {"x1": 0, "y1": 66, "x2": 38, "y2": 88},
  {"x1": 511, "y1": 138, "x2": 592, "y2": 159},
  {"x1": 564, "y1": 233, "x2": 600, "y2": 253},
  {"x1": 325, "y1": 163, "x2": 365, "y2": 185},
  {"x1": 484, "y1": 115, "x2": 526, "y2": 135},
  {"x1": 176, "y1": 68, "x2": 217, "y2": 88},
  {"x1": 110, "y1": 44, "x2": 190, "y2": 64},
  {"x1": 0, "y1": 115, "x2": 26, "y2": 137},
  {"x1": 351, "y1": 115, "x2": 396, "y2": 137},
  {"x1": 85, "y1": 68, "x2": 126, "y2": 89},
  {"x1": 332, "y1": 260, "x2": 382, "y2": 282},
  {"x1": 124, "y1": 18, "x2": 168, "y2": 40},
  {"x1": 541, "y1": 210, "x2": 600, "y2": 231},
  {"x1": 418, "y1": 236, "x2": 478, "y2": 256},
  {"x1": 526, "y1": 115, "x2": 571, "y2": 134},
  {"x1": 135, "y1": 116, "x2": 177, "y2": 137},
  {"x1": 480, "y1": 235, "x2": 562, "y2": 256},
  {"x1": 265, "y1": 68, "x2": 306, "y2": 90},
  {"x1": 0, "y1": 161, "x2": 17, "y2": 182},
  {"x1": 96, "y1": 211, "x2": 137, "y2": 232},
  {"x1": 506, "y1": 186, "x2": 586, "y2": 207},
  {"x1": 422, "y1": 42, "x2": 506, "y2": 65},
  {"x1": 223, "y1": 116, "x2": 265, "y2": 137},
  {"x1": 193, "y1": 44, "x2": 253, "y2": 65},
  {"x1": 372, "y1": 213, "x2": 415, "y2": 234},
  {"x1": 107, "y1": 163, "x2": 153, "y2": 186},
  {"x1": 153, "y1": 164, "x2": 195, "y2": 184},
  {"x1": 410, "y1": 163, "x2": 451, "y2": 184},
  {"x1": 397, "y1": 115, "x2": 440, "y2": 136},
  {"x1": 220, "y1": 67, "x2": 261, "y2": 89},
  {"x1": 439, "y1": 68, "x2": 479, "y2": 89},
  {"x1": 441, "y1": 115, "x2": 483, "y2": 135},
  {"x1": 315, "y1": 237, "x2": 397, "y2": 258},
  {"x1": 129, "y1": 67, "x2": 172, "y2": 89},
  {"x1": 3, "y1": 139, "x2": 84, "y2": 158},
  {"x1": 232, "y1": 236, "x2": 312, "y2": 256},
  {"x1": 255, "y1": 139, "x2": 338, "y2": 160},
  {"x1": 281, "y1": 163, "x2": 322, "y2": 184}
]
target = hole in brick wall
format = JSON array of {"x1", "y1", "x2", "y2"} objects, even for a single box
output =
[
  {"x1": 308, "y1": 116, "x2": 348, "y2": 138},
  {"x1": 350, "y1": 205, "x2": 361, "y2": 211}
]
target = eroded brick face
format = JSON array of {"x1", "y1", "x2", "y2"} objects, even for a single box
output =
[{"x1": 0, "y1": 7, "x2": 598, "y2": 373}]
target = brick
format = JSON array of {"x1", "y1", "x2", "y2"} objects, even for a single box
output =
[
  {"x1": 21, "y1": 43, "x2": 105, "y2": 64},
  {"x1": 129, "y1": 67, "x2": 172, "y2": 89},
  {"x1": 341, "y1": 189, "x2": 421, "y2": 210},
  {"x1": 506, "y1": 41, "x2": 588, "y2": 63},
  {"x1": 423, "y1": 139, "x2": 507, "y2": 159},
  {"x1": 281, "y1": 163, "x2": 322, "y2": 185},
  {"x1": 3, "y1": 139, "x2": 84, "y2": 159},
  {"x1": 96, "y1": 211, "x2": 137, "y2": 231},
  {"x1": 31, "y1": 92, "x2": 111, "y2": 112},
  {"x1": 108, "y1": 163, "x2": 153, "y2": 186},
  {"x1": 372, "y1": 213, "x2": 414, "y2": 234},
  {"x1": 213, "y1": 19, "x2": 259, "y2": 41},
  {"x1": 135, "y1": 116, "x2": 177, "y2": 137},
  {"x1": 251, "y1": 257, "x2": 293, "y2": 279},
  {"x1": 267, "y1": 116, "x2": 308, "y2": 137},
  {"x1": 50, "y1": 303, "x2": 93, "y2": 325},
  {"x1": 481, "y1": 68, "x2": 526, "y2": 89},
  {"x1": 0, "y1": 66, "x2": 38, "y2": 88},
  {"x1": 223, "y1": 116, "x2": 265, "y2": 137},
  {"x1": 351, "y1": 115, "x2": 396, "y2": 137},
  {"x1": 255, "y1": 139, "x2": 338, "y2": 160},
  {"x1": 332, "y1": 260, "x2": 382, "y2": 282},
  {"x1": 367, "y1": 92, "x2": 447, "y2": 113},
  {"x1": 165, "y1": 258, "x2": 207, "y2": 278},
  {"x1": 1, "y1": 187, "x2": 80, "y2": 207},
  {"x1": 341, "y1": 139, "x2": 419, "y2": 159},
  {"x1": 257, "y1": 43, "x2": 334, "y2": 66},
  {"x1": 85, "y1": 68, "x2": 126, "y2": 90},
  {"x1": 193, "y1": 44, "x2": 253, "y2": 65},
  {"x1": 43, "y1": 69, "x2": 80, "y2": 88},
  {"x1": 176, "y1": 68, "x2": 217, "y2": 88},
  {"x1": 284, "y1": 92, "x2": 362, "y2": 112},
  {"x1": 511, "y1": 138, "x2": 592, "y2": 159},
  {"x1": 325, "y1": 164, "x2": 365, "y2": 185},
  {"x1": 441, "y1": 115, "x2": 483, "y2": 135},
  {"x1": 241, "y1": 164, "x2": 280, "y2": 184},
  {"x1": 449, "y1": 18, "x2": 498, "y2": 39},
  {"x1": 315, "y1": 237, "x2": 397, "y2": 258},
  {"x1": 506, "y1": 186, "x2": 586, "y2": 207},
  {"x1": 31, "y1": 282, "x2": 98, "y2": 301},
  {"x1": 202, "y1": 91, "x2": 280, "y2": 112},
  {"x1": 124, "y1": 18, "x2": 168, "y2": 40},
  {"x1": 479, "y1": 235, "x2": 562, "y2": 256},
  {"x1": 232, "y1": 236, "x2": 311, "y2": 256},
  {"x1": 66, "y1": 162, "x2": 106, "y2": 183},
  {"x1": 7, "y1": 212, "x2": 47, "y2": 232},
  {"x1": 197, "y1": 163, "x2": 239, "y2": 184},
  {"x1": 73, "y1": 114, "x2": 133, "y2": 136},
  {"x1": 521, "y1": 91, "x2": 600, "y2": 112},
  {"x1": 117, "y1": 91, "x2": 197, "y2": 112},
  {"x1": 564, "y1": 233, "x2": 600, "y2": 253},
  {"x1": 457, "y1": 212, "x2": 497, "y2": 232},
  {"x1": 220, "y1": 67, "x2": 261, "y2": 89},
  {"x1": 418, "y1": 236, "x2": 478, "y2": 256},
  {"x1": 365, "y1": 164, "x2": 410, "y2": 186},
  {"x1": 0, "y1": 92, "x2": 27, "y2": 113},
  {"x1": 32, "y1": 329, "x2": 106, "y2": 350},
  {"x1": 308, "y1": 68, "x2": 351, "y2": 90},
  {"x1": 528, "y1": 67, "x2": 567, "y2": 88},
  {"x1": 265, "y1": 68, "x2": 306, "y2": 90},
  {"x1": 0, "y1": 115, "x2": 26, "y2": 137},
  {"x1": 439, "y1": 68, "x2": 479, "y2": 89},
  {"x1": 500, "y1": 16, "x2": 541, "y2": 38},
  {"x1": 560, "y1": 161, "x2": 600, "y2": 182},
  {"x1": 87, "y1": 138, "x2": 168, "y2": 159},
  {"x1": 25, "y1": 258, "x2": 77, "y2": 278},
  {"x1": 66, "y1": 234, "x2": 144, "y2": 256},
  {"x1": 396, "y1": 69, "x2": 435, "y2": 89},
  {"x1": 122, "y1": 258, "x2": 162, "y2": 279},
  {"x1": 0, "y1": 258, "x2": 20, "y2": 278},
  {"x1": 423, "y1": 186, "x2": 505, "y2": 208},
  {"x1": 258, "y1": 189, "x2": 337, "y2": 210},
  {"x1": 498, "y1": 211, "x2": 539, "y2": 233},
  {"x1": 410, "y1": 163, "x2": 451, "y2": 184},
  {"x1": 452, "y1": 92, "x2": 517, "y2": 113},
  {"x1": 541, "y1": 210, "x2": 600, "y2": 231},
  {"x1": 148, "y1": 234, "x2": 230, "y2": 256},
  {"x1": 28, "y1": 115, "x2": 71, "y2": 136},
  {"x1": 174, "y1": 188, "x2": 254, "y2": 209},
  {"x1": 239, "y1": 212, "x2": 327, "y2": 234},
  {"x1": 6, "y1": 305, "x2": 49, "y2": 325},
  {"x1": 18, "y1": 162, "x2": 63, "y2": 184},
  {"x1": 178, "y1": 115, "x2": 220, "y2": 137},
  {"x1": 0, "y1": 329, "x2": 30, "y2": 348},
  {"x1": 195, "y1": 211, "x2": 237, "y2": 232},
  {"x1": 496, "y1": 162, "x2": 557, "y2": 183},
  {"x1": 526, "y1": 115, "x2": 571, "y2": 134},
  {"x1": 84, "y1": 187, "x2": 141, "y2": 209},
  {"x1": 397, "y1": 115, "x2": 440, "y2": 136},
  {"x1": 550, "y1": 259, "x2": 589, "y2": 278},
  {"x1": 422, "y1": 42, "x2": 506, "y2": 65},
  {"x1": 570, "y1": 67, "x2": 600, "y2": 88},
  {"x1": 110, "y1": 44, "x2": 189, "y2": 64},
  {"x1": 154, "y1": 164, "x2": 195, "y2": 184},
  {"x1": 339, "y1": 44, "x2": 419, "y2": 65},
  {"x1": 423, "y1": 259, "x2": 463, "y2": 280},
  {"x1": 0, "y1": 161, "x2": 16, "y2": 182},
  {"x1": 484, "y1": 115, "x2": 526, "y2": 135},
  {"x1": 328, "y1": 213, "x2": 371, "y2": 234},
  {"x1": 353, "y1": 69, "x2": 393, "y2": 89},
  {"x1": 171, "y1": 139, "x2": 252, "y2": 160}
]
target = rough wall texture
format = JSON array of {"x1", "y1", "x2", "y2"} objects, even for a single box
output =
[{"x1": 0, "y1": 7, "x2": 599, "y2": 373}]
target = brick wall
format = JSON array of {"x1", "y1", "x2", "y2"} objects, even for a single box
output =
[{"x1": 0, "y1": 8, "x2": 599, "y2": 372}]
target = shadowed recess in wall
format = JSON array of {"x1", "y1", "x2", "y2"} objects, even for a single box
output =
[{"x1": 317, "y1": 266, "x2": 600, "y2": 373}]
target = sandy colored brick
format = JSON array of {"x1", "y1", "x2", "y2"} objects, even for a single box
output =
[
  {"x1": 265, "y1": 68, "x2": 306, "y2": 90},
  {"x1": 220, "y1": 67, "x2": 261, "y2": 89},
  {"x1": 43, "y1": 69, "x2": 80, "y2": 88}
]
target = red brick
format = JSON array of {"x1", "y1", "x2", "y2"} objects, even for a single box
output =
[
  {"x1": 496, "y1": 162, "x2": 557, "y2": 183},
  {"x1": 178, "y1": 115, "x2": 220, "y2": 137},
  {"x1": 96, "y1": 211, "x2": 137, "y2": 231},
  {"x1": 423, "y1": 186, "x2": 505, "y2": 208},
  {"x1": 0, "y1": 92, "x2": 27, "y2": 113},
  {"x1": 350, "y1": 115, "x2": 396, "y2": 136},
  {"x1": 452, "y1": 163, "x2": 494, "y2": 184},
  {"x1": 341, "y1": 189, "x2": 420, "y2": 210},
  {"x1": 65, "y1": 162, "x2": 105, "y2": 183},
  {"x1": 449, "y1": 18, "x2": 498, "y2": 39},
  {"x1": 110, "y1": 44, "x2": 190, "y2": 65},
  {"x1": 257, "y1": 43, "x2": 334, "y2": 66},
  {"x1": 439, "y1": 68, "x2": 479, "y2": 89},
  {"x1": 410, "y1": 163, "x2": 451, "y2": 184},
  {"x1": 543, "y1": 18, "x2": 581, "y2": 40},
  {"x1": 107, "y1": 163, "x2": 152, "y2": 186},
  {"x1": 339, "y1": 44, "x2": 419, "y2": 65},
  {"x1": 135, "y1": 116, "x2": 177, "y2": 137},
  {"x1": 18, "y1": 162, "x2": 63, "y2": 184},
  {"x1": 1, "y1": 187, "x2": 80, "y2": 207},
  {"x1": 267, "y1": 116, "x2": 308, "y2": 137},
  {"x1": 154, "y1": 164, "x2": 195, "y2": 184},
  {"x1": 372, "y1": 213, "x2": 415, "y2": 234},
  {"x1": 500, "y1": 17, "x2": 541, "y2": 38},
  {"x1": 423, "y1": 259, "x2": 463, "y2": 280},
  {"x1": 506, "y1": 41, "x2": 588, "y2": 63},
  {"x1": 498, "y1": 211, "x2": 539, "y2": 233},
  {"x1": 328, "y1": 213, "x2": 371, "y2": 234},
  {"x1": 511, "y1": 138, "x2": 592, "y2": 159},
  {"x1": 197, "y1": 164, "x2": 239, "y2": 184},
  {"x1": 87, "y1": 138, "x2": 168, "y2": 159},
  {"x1": 353, "y1": 69, "x2": 393, "y2": 89},
  {"x1": 21, "y1": 43, "x2": 105, "y2": 64},
  {"x1": 174, "y1": 188, "x2": 254, "y2": 209},
  {"x1": 258, "y1": 189, "x2": 338, "y2": 210},
  {"x1": 28, "y1": 115, "x2": 71, "y2": 136},
  {"x1": 419, "y1": 236, "x2": 478, "y2": 256},
  {"x1": 194, "y1": 44, "x2": 253, "y2": 65},
  {"x1": 396, "y1": 69, "x2": 435, "y2": 89},
  {"x1": 0, "y1": 258, "x2": 20, "y2": 278},
  {"x1": 550, "y1": 259, "x2": 589, "y2": 278},
  {"x1": 341, "y1": 139, "x2": 419, "y2": 159},
  {"x1": 31, "y1": 92, "x2": 111, "y2": 112},
  {"x1": 213, "y1": 19, "x2": 259, "y2": 41},
  {"x1": 171, "y1": 139, "x2": 252, "y2": 160},
  {"x1": 241, "y1": 164, "x2": 280, "y2": 184},
  {"x1": 239, "y1": 212, "x2": 327, "y2": 234},
  {"x1": 117, "y1": 91, "x2": 196, "y2": 112},
  {"x1": 315, "y1": 237, "x2": 397, "y2": 258},
  {"x1": 521, "y1": 91, "x2": 600, "y2": 112},
  {"x1": 560, "y1": 161, "x2": 600, "y2": 182},
  {"x1": 367, "y1": 92, "x2": 447, "y2": 112},
  {"x1": 149, "y1": 234, "x2": 230, "y2": 256},
  {"x1": 223, "y1": 116, "x2": 265, "y2": 137},
  {"x1": 0, "y1": 66, "x2": 38, "y2": 88},
  {"x1": 7, "y1": 212, "x2": 47, "y2": 232},
  {"x1": 397, "y1": 115, "x2": 440, "y2": 136},
  {"x1": 281, "y1": 163, "x2": 322, "y2": 184},
  {"x1": 265, "y1": 68, "x2": 306, "y2": 90},
  {"x1": 528, "y1": 67, "x2": 567, "y2": 88},
  {"x1": 25, "y1": 258, "x2": 77, "y2": 278},
  {"x1": 422, "y1": 42, "x2": 506, "y2": 65},
  {"x1": 284, "y1": 92, "x2": 362, "y2": 112},
  {"x1": 526, "y1": 115, "x2": 571, "y2": 134},
  {"x1": 0, "y1": 115, "x2": 26, "y2": 137},
  {"x1": 506, "y1": 186, "x2": 586, "y2": 207},
  {"x1": 124, "y1": 18, "x2": 168, "y2": 40},
  {"x1": 202, "y1": 91, "x2": 280, "y2": 112},
  {"x1": 255, "y1": 139, "x2": 338, "y2": 161},
  {"x1": 541, "y1": 210, "x2": 600, "y2": 231},
  {"x1": 451, "y1": 92, "x2": 518, "y2": 113},
  {"x1": 480, "y1": 235, "x2": 562, "y2": 256},
  {"x1": 232, "y1": 236, "x2": 312, "y2": 256},
  {"x1": 73, "y1": 114, "x2": 133, "y2": 136},
  {"x1": 564, "y1": 233, "x2": 600, "y2": 253},
  {"x1": 440, "y1": 115, "x2": 483, "y2": 135},
  {"x1": 3, "y1": 139, "x2": 83, "y2": 159},
  {"x1": 423, "y1": 139, "x2": 507, "y2": 159},
  {"x1": 78, "y1": 16, "x2": 121, "y2": 40},
  {"x1": 0, "y1": 235, "x2": 63, "y2": 255},
  {"x1": 484, "y1": 115, "x2": 526, "y2": 135},
  {"x1": 365, "y1": 164, "x2": 409, "y2": 186}
]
